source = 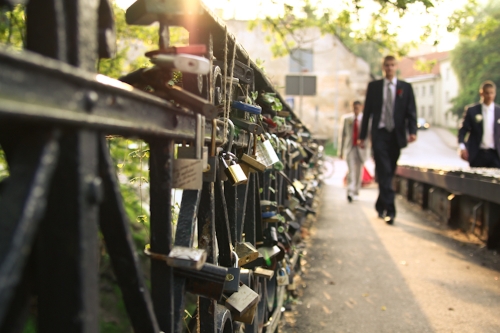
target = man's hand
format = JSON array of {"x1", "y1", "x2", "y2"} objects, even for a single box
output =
[
  {"x1": 460, "y1": 149, "x2": 469, "y2": 161},
  {"x1": 408, "y1": 134, "x2": 417, "y2": 143},
  {"x1": 357, "y1": 139, "x2": 365, "y2": 148}
]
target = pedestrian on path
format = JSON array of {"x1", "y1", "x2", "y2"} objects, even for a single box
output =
[
  {"x1": 339, "y1": 101, "x2": 370, "y2": 202},
  {"x1": 358, "y1": 55, "x2": 417, "y2": 225},
  {"x1": 458, "y1": 80, "x2": 500, "y2": 168}
]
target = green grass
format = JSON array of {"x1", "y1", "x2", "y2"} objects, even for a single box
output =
[
  {"x1": 323, "y1": 141, "x2": 338, "y2": 157},
  {"x1": 448, "y1": 128, "x2": 458, "y2": 136}
]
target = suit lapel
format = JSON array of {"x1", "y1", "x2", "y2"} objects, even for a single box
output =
[{"x1": 476, "y1": 105, "x2": 484, "y2": 138}]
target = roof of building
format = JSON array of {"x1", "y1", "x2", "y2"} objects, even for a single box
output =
[{"x1": 398, "y1": 51, "x2": 450, "y2": 79}]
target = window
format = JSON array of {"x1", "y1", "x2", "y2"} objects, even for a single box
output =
[
  {"x1": 422, "y1": 86, "x2": 426, "y2": 97},
  {"x1": 445, "y1": 91, "x2": 450, "y2": 102},
  {"x1": 415, "y1": 86, "x2": 419, "y2": 96},
  {"x1": 289, "y1": 48, "x2": 314, "y2": 73},
  {"x1": 421, "y1": 106, "x2": 425, "y2": 117},
  {"x1": 429, "y1": 85, "x2": 434, "y2": 96},
  {"x1": 429, "y1": 105, "x2": 434, "y2": 115},
  {"x1": 446, "y1": 68, "x2": 450, "y2": 80}
]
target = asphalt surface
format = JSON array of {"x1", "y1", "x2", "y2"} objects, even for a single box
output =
[{"x1": 284, "y1": 128, "x2": 500, "y2": 333}]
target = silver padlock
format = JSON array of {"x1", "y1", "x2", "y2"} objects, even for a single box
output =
[
  {"x1": 224, "y1": 283, "x2": 259, "y2": 317},
  {"x1": 256, "y1": 134, "x2": 280, "y2": 168},
  {"x1": 166, "y1": 246, "x2": 207, "y2": 270},
  {"x1": 173, "y1": 114, "x2": 205, "y2": 190}
]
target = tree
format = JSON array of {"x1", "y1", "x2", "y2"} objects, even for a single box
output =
[
  {"x1": 449, "y1": 0, "x2": 500, "y2": 117},
  {"x1": 250, "y1": 0, "x2": 439, "y2": 76}
]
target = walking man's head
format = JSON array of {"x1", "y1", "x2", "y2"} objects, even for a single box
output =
[
  {"x1": 353, "y1": 101, "x2": 362, "y2": 115},
  {"x1": 383, "y1": 55, "x2": 397, "y2": 80},
  {"x1": 480, "y1": 80, "x2": 496, "y2": 105}
]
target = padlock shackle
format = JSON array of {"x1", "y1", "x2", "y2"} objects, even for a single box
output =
[
  {"x1": 217, "y1": 118, "x2": 235, "y2": 153},
  {"x1": 252, "y1": 134, "x2": 257, "y2": 155},
  {"x1": 210, "y1": 118, "x2": 217, "y2": 157}
]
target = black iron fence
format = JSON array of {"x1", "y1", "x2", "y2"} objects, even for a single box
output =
[
  {"x1": 396, "y1": 165, "x2": 500, "y2": 249},
  {"x1": 0, "y1": 1, "x2": 323, "y2": 332}
]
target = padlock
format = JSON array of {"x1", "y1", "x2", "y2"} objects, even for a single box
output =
[
  {"x1": 235, "y1": 242, "x2": 259, "y2": 266},
  {"x1": 230, "y1": 117, "x2": 264, "y2": 135},
  {"x1": 240, "y1": 133, "x2": 265, "y2": 177},
  {"x1": 231, "y1": 101, "x2": 262, "y2": 114},
  {"x1": 232, "y1": 299, "x2": 258, "y2": 324},
  {"x1": 256, "y1": 134, "x2": 280, "y2": 167},
  {"x1": 220, "y1": 153, "x2": 247, "y2": 186},
  {"x1": 287, "y1": 197, "x2": 300, "y2": 211},
  {"x1": 150, "y1": 53, "x2": 210, "y2": 75},
  {"x1": 261, "y1": 200, "x2": 278, "y2": 218},
  {"x1": 166, "y1": 246, "x2": 207, "y2": 270},
  {"x1": 276, "y1": 268, "x2": 290, "y2": 286},
  {"x1": 257, "y1": 245, "x2": 282, "y2": 264},
  {"x1": 253, "y1": 267, "x2": 274, "y2": 280},
  {"x1": 172, "y1": 114, "x2": 205, "y2": 190},
  {"x1": 203, "y1": 119, "x2": 219, "y2": 183},
  {"x1": 282, "y1": 208, "x2": 296, "y2": 222},
  {"x1": 263, "y1": 227, "x2": 278, "y2": 247},
  {"x1": 224, "y1": 252, "x2": 241, "y2": 293},
  {"x1": 240, "y1": 154, "x2": 266, "y2": 173},
  {"x1": 224, "y1": 283, "x2": 259, "y2": 317}
]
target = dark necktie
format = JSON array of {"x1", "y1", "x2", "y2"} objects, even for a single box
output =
[
  {"x1": 353, "y1": 117, "x2": 358, "y2": 146},
  {"x1": 385, "y1": 82, "x2": 394, "y2": 132}
]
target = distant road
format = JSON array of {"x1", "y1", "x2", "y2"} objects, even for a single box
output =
[{"x1": 399, "y1": 128, "x2": 469, "y2": 169}]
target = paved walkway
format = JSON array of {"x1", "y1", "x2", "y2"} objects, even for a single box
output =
[{"x1": 284, "y1": 162, "x2": 500, "y2": 333}]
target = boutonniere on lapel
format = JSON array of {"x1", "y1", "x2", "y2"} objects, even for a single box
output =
[
  {"x1": 396, "y1": 88, "x2": 403, "y2": 98},
  {"x1": 475, "y1": 114, "x2": 483, "y2": 123}
]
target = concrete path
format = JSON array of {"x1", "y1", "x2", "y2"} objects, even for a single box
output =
[{"x1": 283, "y1": 163, "x2": 500, "y2": 333}]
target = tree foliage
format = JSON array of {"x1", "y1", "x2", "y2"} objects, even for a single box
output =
[
  {"x1": 250, "y1": 0, "x2": 439, "y2": 76},
  {"x1": 449, "y1": 0, "x2": 500, "y2": 117}
]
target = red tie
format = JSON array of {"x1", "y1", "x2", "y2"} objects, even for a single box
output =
[{"x1": 353, "y1": 117, "x2": 358, "y2": 146}]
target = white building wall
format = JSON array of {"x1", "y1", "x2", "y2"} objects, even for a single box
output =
[
  {"x1": 223, "y1": 20, "x2": 371, "y2": 140},
  {"x1": 403, "y1": 58, "x2": 461, "y2": 129},
  {"x1": 406, "y1": 75, "x2": 437, "y2": 123},
  {"x1": 439, "y1": 59, "x2": 460, "y2": 127}
]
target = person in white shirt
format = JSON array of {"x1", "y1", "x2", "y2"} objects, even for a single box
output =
[
  {"x1": 458, "y1": 81, "x2": 500, "y2": 168},
  {"x1": 339, "y1": 101, "x2": 370, "y2": 202}
]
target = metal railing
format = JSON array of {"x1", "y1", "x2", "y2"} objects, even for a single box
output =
[{"x1": 0, "y1": 1, "x2": 323, "y2": 332}]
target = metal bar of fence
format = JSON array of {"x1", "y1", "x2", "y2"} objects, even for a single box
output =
[
  {"x1": 149, "y1": 139, "x2": 175, "y2": 332},
  {"x1": 98, "y1": 137, "x2": 160, "y2": 333},
  {"x1": 396, "y1": 166, "x2": 500, "y2": 205}
]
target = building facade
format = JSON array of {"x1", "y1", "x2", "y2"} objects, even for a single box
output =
[
  {"x1": 399, "y1": 52, "x2": 460, "y2": 128},
  {"x1": 224, "y1": 20, "x2": 371, "y2": 142}
]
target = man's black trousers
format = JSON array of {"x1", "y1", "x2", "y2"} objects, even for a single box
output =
[{"x1": 373, "y1": 129, "x2": 400, "y2": 217}]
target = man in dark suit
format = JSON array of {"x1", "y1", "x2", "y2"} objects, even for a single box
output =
[
  {"x1": 458, "y1": 81, "x2": 500, "y2": 168},
  {"x1": 358, "y1": 55, "x2": 417, "y2": 225}
]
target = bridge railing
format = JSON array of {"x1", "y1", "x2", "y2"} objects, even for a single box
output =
[
  {"x1": 0, "y1": 1, "x2": 323, "y2": 332},
  {"x1": 396, "y1": 165, "x2": 500, "y2": 249}
]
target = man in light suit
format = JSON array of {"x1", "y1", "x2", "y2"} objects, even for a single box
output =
[
  {"x1": 339, "y1": 101, "x2": 370, "y2": 202},
  {"x1": 458, "y1": 80, "x2": 500, "y2": 168},
  {"x1": 358, "y1": 55, "x2": 417, "y2": 225}
]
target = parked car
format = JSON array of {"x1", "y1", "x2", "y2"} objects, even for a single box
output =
[{"x1": 417, "y1": 118, "x2": 430, "y2": 130}]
